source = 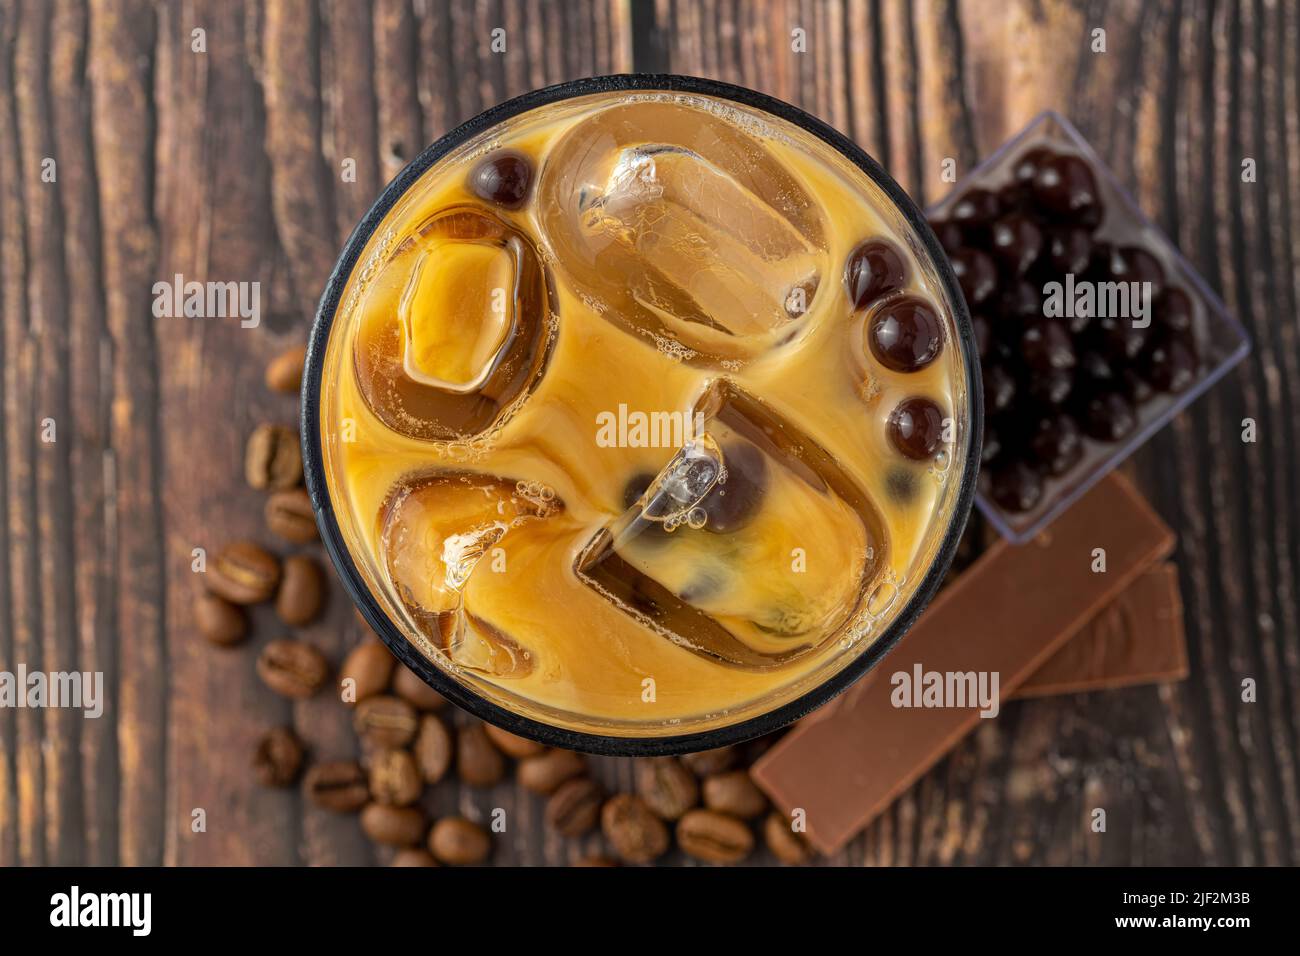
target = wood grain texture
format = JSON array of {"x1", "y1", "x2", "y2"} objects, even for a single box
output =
[{"x1": 0, "y1": 0, "x2": 1295, "y2": 867}]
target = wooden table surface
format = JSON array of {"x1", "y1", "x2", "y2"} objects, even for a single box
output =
[{"x1": 2, "y1": 0, "x2": 1297, "y2": 867}]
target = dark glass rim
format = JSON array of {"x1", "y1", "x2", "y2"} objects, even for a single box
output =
[{"x1": 301, "y1": 73, "x2": 984, "y2": 756}]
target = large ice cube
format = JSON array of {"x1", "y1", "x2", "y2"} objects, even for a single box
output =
[
  {"x1": 537, "y1": 100, "x2": 828, "y2": 365},
  {"x1": 354, "y1": 208, "x2": 554, "y2": 440},
  {"x1": 576, "y1": 381, "x2": 887, "y2": 668},
  {"x1": 380, "y1": 471, "x2": 560, "y2": 677}
]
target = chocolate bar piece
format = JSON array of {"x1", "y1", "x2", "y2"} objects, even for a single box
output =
[
  {"x1": 751, "y1": 472, "x2": 1175, "y2": 855},
  {"x1": 1014, "y1": 563, "x2": 1186, "y2": 698}
]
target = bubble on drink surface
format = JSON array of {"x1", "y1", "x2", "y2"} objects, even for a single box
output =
[{"x1": 536, "y1": 98, "x2": 829, "y2": 367}]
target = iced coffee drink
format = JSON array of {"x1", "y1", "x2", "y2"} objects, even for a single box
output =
[{"x1": 312, "y1": 83, "x2": 975, "y2": 742}]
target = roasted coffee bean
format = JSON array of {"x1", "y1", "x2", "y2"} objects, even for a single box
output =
[
  {"x1": 413, "y1": 713, "x2": 453, "y2": 784},
  {"x1": 456, "y1": 723, "x2": 505, "y2": 787},
  {"x1": 265, "y1": 344, "x2": 307, "y2": 393},
  {"x1": 681, "y1": 747, "x2": 737, "y2": 777},
  {"x1": 601, "y1": 794, "x2": 669, "y2": 864},
  {"x1": 484, "y1": 724, "x2": 545, "y2": 759},
  {"x1": 245, "y1": 423, "x2": 302, "y2": 490},
  {"x1": 265, "y1": 488, "x2": 319, "y2": 543},
  {"x1": 989, "y1": 460, "x2": 1045, "y2": 514},
  {"x1": 868, "y1": 296, "x2": 945, "y2": 372},
  {"x1": 195, "y1": 592, "x2": 247, "y2": 646},
  {"x1": 700, "y1": 441, "x2": 768, "y2": 534},
  {"x1": 304, "y1": 760, "x2": 369, "y2": 812},
  {"x1": 676, "y1": 809, "x2": 754, "y2": 864},
  {"x1": 763, "y1": 811, "x2": 812, "y2": 865},
  {"x1": 253, "y1": 726, "x2": 305, "y2": 787},
  {"x1": 354, "y1": 695, "x2": 419, "y2": 748},
  {"x1": 275, "y1": 554, "x2": 325, "y2": 626},
  {"x1": 340, "y1": 640, "x2": 396, "y2": 706},
  {"x1": 390, "y1": 848, "x2": 439, "y2": 867},
  {"x1": 360, "y1": 803, "x2": 427, "y2": 847},
  {"x1": 429, "y1": 816, "x2": 491, "y2": 865},
  {"x1": 887, "y1": 397, "x2": 946, "y2": 461},
  {"x1": 392, "y1": 664, "x2": 448, "y2": 711},
  {"x1": 702, "y1": 770, "x2": 767, "y2": 820},
  {"x1": 634, "y1": 757, "x2": 699, "y2": 821},
  {"x1": 208, "y1": 541, "x2": 280, "y2": 605},
  {"x1": 469, "y1": 150, "x2": 533, "y2": 208},
  {"x1": 257, "y1": 639, "x2": 329, "y2": 699},
  {"x1": 368, "y1": 748, "x2": 422, "y2": 807},
  {"x1": 517, "y1": 748, "x2": 585, "y2": 795},
  {"x1": 545, "y1": 777, "x2": 604, "y2": 837},
  {"x1": 845, "y1": 239, "x2": 908, "y2": 310}
]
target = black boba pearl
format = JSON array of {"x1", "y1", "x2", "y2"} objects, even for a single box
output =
[
  {"x1": 933, "y1": 220, "x2": 965, "y2": 255},
  {"x1": 868, "y1": 297, "x2": 945, "y2": 372},
  {"x1": 990, "y1": 214, "x2": 1044, "y2": 275},
  {"x1": 980, "y1": 420, "x2": 1004, "y2": 466},
  {"x1": 1042, "y1": 226, "x2": 1094, "y2": 277},
  {"x1": 950, "y1": 247, "x2": 999, "y2": 307},
  {"x1": 1095, "y1": 314, "x2": 1150, "y2": 361},
  {"x1": 970, "y1": 313, "x2": 992, "y2": 358},
  {"x1": 1032, "y1": 154, "x2": 1101, "y2": 222},
  {"x1": 951, "y1": 188, "x2": 1001, "y2": 228},
  {"x1": 1156, "y1": 287, "x2": 1194, "y2": 334},
  {"x1": 1028, "y1": 414, "x2": 1084, "y2": 476},
  {"x1": 1011, "y1": 146, "x2": 1056, "y2": 189},
  {"x1": 1026, "y1": 366, "x2": 1075, "y2": 406},
  {"x1": 845, "y1": 239, "x2": 908, "y2": 310},
  {"x1": 888, "y1": 397, "x2": 947, "y2": 460},
  {"x1": 990, "y1": 460, "x2": 1045, "y2": 513},
  {"x1": 1076, "y1": 348, "x2": 1115, "y2": 386},
  {"x1": 1000, "y1": 278, "x2": 1044, "y2": 324},
  {"x1": 469, "y1": 150, "x2": 534, "y2": 208},
  {"x1": 1021, "y1": 320, "x2": 1076, "y2": 371},
  {"x1": 1110, "y1": 246, "x2": 1166, "y2": 298},
  {"x1": 1120, "y1": 368, "x2": 1154, "y2": 404},
  {"x1": 1079, "y1": 390, "x2": 1137, "y2": 442},
  {"x1": 1141, "y1": 332, "x2": 1199, "y2": 393},
  {"x1": 982, "y1": 361, "x2": 1017, "y2": 412},
  {"x1": 700, "y1": 441, "x2": 768, "y2": 534}
]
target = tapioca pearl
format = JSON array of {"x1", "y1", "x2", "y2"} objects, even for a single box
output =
[{"x1": 867, "y1": 297, "x2": 944, "y2": 372}]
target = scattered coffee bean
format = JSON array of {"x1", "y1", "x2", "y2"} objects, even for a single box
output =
[
  {"x1": 304, "y1": 761, "x2": 369, "y2": 812},
  {"x1": 257, "y1": 639, "x2": 329, "y2": 699},
  {"x1": 392, "y1": 663, "x2": 448, "y2": 711},
  {"x1": 545, "y1": 777, "x2": 604, "y2": 837},
  {"x1": 208, "y1": 541, "x2": 281, "y2": 605},
  {"x1": 468, "y1": 150, "x2": 533, "y2": 208},
  {"x1": 484, "y1": 724, "x2": 546, "y2": 759},
  {"x1": 634, "y1": 757, "x2": 699, "y2": 821},
  {"x1": 413, "y1": 714, "x2": 453, "y2": 784},
  {"x1": 681, "y1": 747, "x2": 737, "y2": 777},
  {"x1": 353, "y1": 695, "x2": 418, "y2": 748},
  {"x1": 429, "y1": 817, "x2": 491, "y2": 865},
  {"x1": 275, "y1": 555, "x2": 325, "y2": 626},
  {"x1": 601, "y1": 794, "x2": 669, "y2": 864},
  {"x1": 763, "y1": 811, "x2": 812, "y2": 865},
  {"x1": 456, "y1": 723, "x2": 506, "y2": 787},
  {"x1": 390, "y1": 848, "x2": 438, "y2": 867},
  {"x1": 517, "y1": 748, "x2": 585, "y2": 795},
  {"x1": 360, "y1": 803, "x2": 427, "y2": 847},
  {"x1": 252, "y1": 726, "x2": 305, "y2": 787},
  {"x1": 340, "y1": 641, "x2": 396, "y2": 706},
  {"x1": 245, "y1": 423, "x2": 302, "y2": 490},
  {"x1": 265, "y1": 344, "x2": 307, "y2": 393},
  {"x1": 368, "y1": 748, "x2": 422, "y2": 807},
  {"x1": 195, "y1": 592, "x2": 248, "y2": 646},
  {"x1": 702, "y1": 770, "x2": 767, "y2": 820},
  {"x1": 676, "y1": 808, "x2": 754, "y2": 864},
  {"x1": 265, "y1": 488, "x2": 319, "y2": 543}
]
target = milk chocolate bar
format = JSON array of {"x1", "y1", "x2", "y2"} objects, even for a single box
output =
[{"x1": 751, "y1": 471, "x2": 1175, "y2": 855}]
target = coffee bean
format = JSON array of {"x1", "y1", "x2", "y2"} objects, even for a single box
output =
[
  {"x1": 681, "y1": 747, "x2": 737, "y2": 777},
  {"x1": 208, "y1": 541, "x2": 280, "y2": 605},
  {"x1": 702, "y1": 770, "x2": 767, "y2": 820},
  {"x1": 763, "y1": 811, "x2": 812, "y2": 865},
  {"x1": 390, "y1": 848, "x2": 439, "y2": 867},
  {"x1": 303, "y1": 761, "x2": 369, "y2": 812},
  {"x1": 413, "y1": 713, "x2": 453, "y2": 784},
  {"x1": 265, "y1": 344, "x2": 306, "y2": 393},
  {"x1": 252, "y1": 726, "x2": 304, "y2": 787},
  {"x1": 571, "y1": 855, "x2": 618, "y2": 867},
  {"x1": 601, "y1": 794, "x2": 669, "y2": 864},
  {"x1": 429, "y1": 817, "x2": 491, "y2": 865},
  {"x1": 275, "y1": 554, "x2": 325, "y2": 626},
  {"x1": 456, "y1": 723, "x2": 505, "y2": 787},
  {"x1": 517, "y1": 748, "x2": 585, "y2": 795},
  {"x1": 195, "y1": 592, "x2": 247, "y2": 646},
  {"x1": 545, "y1": 777, "x2": 604, "y2": 837},
  {"x1": 634, "y1": 757, "x2": 699, "y2": 821},
  {"x1": 484, "y1": 724, "x2": 545, "y2": 759},
  {"x1": 676, "y1": 809, "x2": 754, "y2": 864},
  {"x1": 360, "y1": 803, "x2": 427, "y2": 847},
  {"x1": 257, "y1": 639, "x2": 329, "y2": 699},
  {"x1": 392, "y1": 664, "x2": 447, "y2": 711},
  {"x1": 353, "y1": 695, "x2": 418, "y2": 748},
  {"x1": 368, "y1": 748, "x2": 422, "y2": 807},
  {"x1": 265, "y1": 488, "x2": 319, "y2": 543},
  {"x1": 245, "y1": 423, "x2": 302, "y2": 490},
  {"x1": 340, "y1": 641, "x2": 395, "y2": 706}
]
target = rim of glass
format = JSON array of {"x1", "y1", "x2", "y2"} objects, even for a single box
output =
[{"x1": 301, "y1": 73, "x2": 984, "y2": 756}]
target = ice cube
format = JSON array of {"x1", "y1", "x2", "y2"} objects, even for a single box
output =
[
  {"x1": 576, "y1": 381, "x2": 888, "y2": 668},
  {"x1": 380, "y1": 471, "x2": 560, "y2": 677},
  {"x1": 537, "y1": 100, "x2": 827, "y2": 365},
  {"x1": 354, "y1": 208, "x2": 554, "y2": 440}
]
